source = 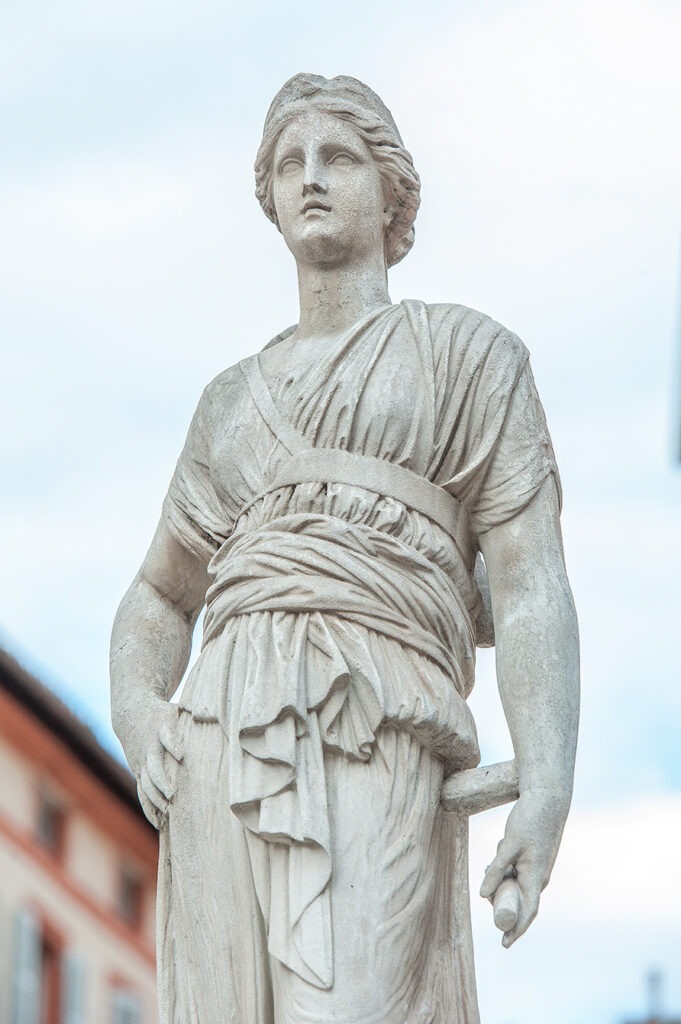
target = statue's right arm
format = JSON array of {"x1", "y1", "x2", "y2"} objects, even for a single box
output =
[{"x1": 110, "y1": 517, "x2": 210, "y2": 826}]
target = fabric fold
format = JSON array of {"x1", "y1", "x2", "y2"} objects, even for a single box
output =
[
  {"x1": 159, "y1": 299, "x2": 560, "y2": 1019},
  {"x1": 200, "y1": 510, "x2": 478, "y2": 988}
]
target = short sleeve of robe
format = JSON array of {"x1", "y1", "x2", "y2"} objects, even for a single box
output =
[
  {"x1": 433, "y1": 309, "x2": 561, "y2": 537},
  {"x1": 162, "y1": 387, "x2": 229, "y2": 563}
]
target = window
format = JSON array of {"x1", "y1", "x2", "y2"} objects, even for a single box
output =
[
  {"x1": 35, "y1": 789, "x2": 66, "y2": 859},
  {"x1": 60, "y1": 951, "x2": 87, "y2": 1024},
  {"x1": 11, "y1": 906, "x2": 40, "y2": 1024},
  {"x1": 117, "y1": 867, "x2": 143, "y2": 930},
  {"x1": 10, "y1": 913, "x2": 86, "y2": 1024},
  {"x1": 111, "y1": 986, "x2": 141, "y2": 1024},
  {"x1": 10, "y1": 910, "x2": 85, "y2": 1024},
  {"x1": 39, "y1": 926, "x2": 62, "y2": 1024}
]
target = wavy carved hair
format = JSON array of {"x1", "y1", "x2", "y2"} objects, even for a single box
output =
[{"x1": 254, "y1": 74, "x2": 421, "y2": 268}]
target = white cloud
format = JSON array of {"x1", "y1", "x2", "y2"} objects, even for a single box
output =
[
  {"x1": 382, "y1": 0, "x2": 681, "y2": 376},
  {"x1": 469, "y1": 793, "x2": 681, "y2": 1023},
  {"x1": 471, "y1": 795, "x2": 681, "y2": 928}
]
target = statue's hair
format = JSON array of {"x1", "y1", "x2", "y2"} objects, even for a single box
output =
[{"x1": 254, "y1": 74, "x2": 421, "y2": 267}]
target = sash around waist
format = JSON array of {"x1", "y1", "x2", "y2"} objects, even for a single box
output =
[
  {"x1": 236, "y1": 448, "x2": 474, "y2": 566},
  {"x1": 204, "y1": 512, "x2": 476, "y2": 697}
]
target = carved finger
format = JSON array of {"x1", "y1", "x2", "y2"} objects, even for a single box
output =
[
  {"x1": 480, "y1": 844, "x2": 516, "y2": 900},
  {"x1": 500, "y1": 890, "x2": 540, "y2": 948},
  {"x1": 136, "y1": 779, "x2": 162, "y2": 830},
  {"x1": 140, "y1": 765, "x2": 169, "y2": 815},
  {"x1": 159, "y1": 718, "x2": 184, "y2": 763},
  {"x1": 146, "y1": 749, "x2": 175, "y2": 801}
]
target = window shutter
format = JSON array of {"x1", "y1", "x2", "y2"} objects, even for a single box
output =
[
  {"x1": 112, "y1": 987, "x2": 141, "y2": 1024},
  {"x1": 61, "y1": 950, "x2": 87, "y2": 1024},
  {"x1": 10, "y1": 907, "x2": 41, "y2": 1024}
]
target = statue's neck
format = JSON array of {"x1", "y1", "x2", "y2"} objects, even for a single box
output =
[{"x1": 292, "y1": 257, "x2": 391, "y2": 343}]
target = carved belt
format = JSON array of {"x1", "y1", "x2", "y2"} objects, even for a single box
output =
[{"x1": 238, "y1": 357, "x2": 474, "y2": 566}]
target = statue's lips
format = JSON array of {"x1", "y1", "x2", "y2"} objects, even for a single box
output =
[{"x1": 302, "y1": 201, "x2": 332, "y2": 214}]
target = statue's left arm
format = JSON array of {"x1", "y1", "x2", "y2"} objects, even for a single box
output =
[{"x1": 477, "y1": 474, "x2": 579, "y2": 947}]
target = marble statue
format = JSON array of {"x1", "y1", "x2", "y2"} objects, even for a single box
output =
[{"x1": 110, "y1": 73, "x2": 579, "y2": 1024}]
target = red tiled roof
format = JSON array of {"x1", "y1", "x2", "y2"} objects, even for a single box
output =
[{"x1": 0, "y1": 648, "x2": 147, "y2": 824}]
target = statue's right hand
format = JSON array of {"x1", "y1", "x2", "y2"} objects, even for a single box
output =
[
  {"x1": 118, "y1": 698, "x2": 185, "y2": 829},
  {"x1": 137, "y1": 704, "x2": 184, "y2": 829}
]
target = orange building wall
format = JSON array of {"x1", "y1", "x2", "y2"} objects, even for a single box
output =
[{"x1": 0, "y1": 684, "x2": 158, "y2": 1021}]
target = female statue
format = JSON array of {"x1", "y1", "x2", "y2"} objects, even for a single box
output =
[{"x1": 110, "y1": 74, "x2": 579, "y2": 1024}]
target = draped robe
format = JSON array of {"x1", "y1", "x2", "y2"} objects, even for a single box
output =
[{"x1": 156, "y1": 301, "x2": 559, "y2": 1024}]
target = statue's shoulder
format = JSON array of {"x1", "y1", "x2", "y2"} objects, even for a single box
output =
[
  {"x1": 420, "y1": 301, "x2": 529, "y2": 365},
  {"x1": 192, "y1": 361, "x2": 249, "y2": 430}
]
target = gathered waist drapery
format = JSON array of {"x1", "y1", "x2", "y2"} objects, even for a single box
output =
[
  {"x1": 204, "y1": 512, "x2": 474, "y2": 686},
  {"x1": 185, "y1": 508, "x2": 480, "y2": 990}
]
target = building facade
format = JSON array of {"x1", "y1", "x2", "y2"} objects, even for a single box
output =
[{"x1": 0, "y1": 650, "x2": 158, "y2": 1023}]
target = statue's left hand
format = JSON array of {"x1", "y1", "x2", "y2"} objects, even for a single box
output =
[{"x1": 479, "y1": 787, "x2": 571, "y2": 948}]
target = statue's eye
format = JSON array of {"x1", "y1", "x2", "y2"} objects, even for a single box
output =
[
  {"x1": 328, "y1": 152, "x2": 356, "y2": 167},
  {"x1": 278, "y1": 157, "x2": 302, "y2": 175}
]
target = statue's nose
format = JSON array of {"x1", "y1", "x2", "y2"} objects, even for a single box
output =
[
  {"x1": 302, "y1": 157, "x2": 328, "y2": 197},
  {"x1": 302, "y1": 179, "x2": 327, "y2": 197}
]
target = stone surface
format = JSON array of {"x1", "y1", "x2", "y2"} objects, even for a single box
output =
[{"x1": 110, "y1": 73, "x2": 579, "y2": 1024}]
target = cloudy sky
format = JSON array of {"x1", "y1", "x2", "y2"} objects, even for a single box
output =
[{"x1": 2, "y1": 1, "x2": 680, "y2": 1021}]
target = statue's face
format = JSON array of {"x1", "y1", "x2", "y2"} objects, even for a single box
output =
[{"x1": 272, "y1": 110, "x2": 388, "y2": 268}]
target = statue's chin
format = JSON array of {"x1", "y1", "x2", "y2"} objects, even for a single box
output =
[{"x1": 286, "y1": 225, "x2": 368, "y2": 270}]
